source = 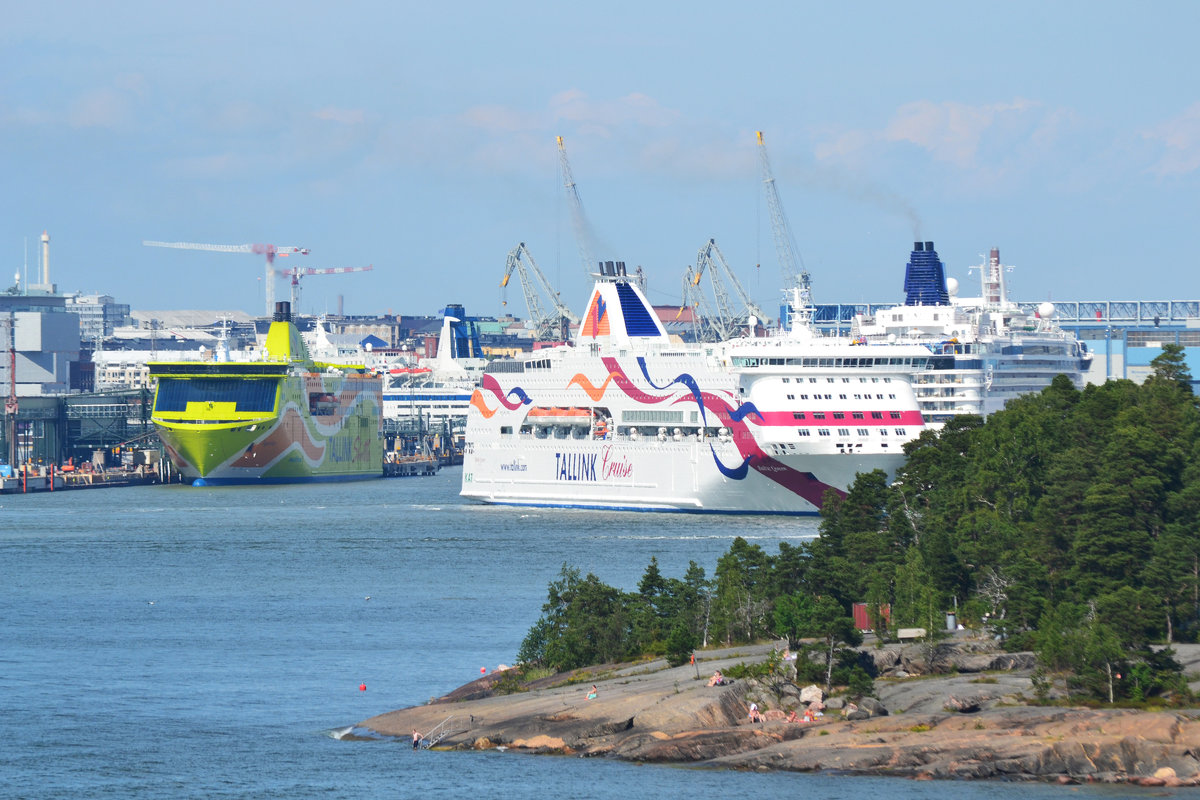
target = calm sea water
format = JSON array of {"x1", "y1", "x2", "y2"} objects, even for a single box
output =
[{"x1": 0, "y1": 468, "x2": 1153, "y2": 798}]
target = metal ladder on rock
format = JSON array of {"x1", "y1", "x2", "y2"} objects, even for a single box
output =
[{"x1": 420, "y1": 714, "x2": 473, "y2": 749}]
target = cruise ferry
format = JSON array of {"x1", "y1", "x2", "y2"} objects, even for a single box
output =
[
  {"x1": 461, "y1": 262, "x2": 932, "y2": 514},
  {"x1": 851, "y1": 243, "x2": 1092, "y2": 425},
  {"x1": 148, "y1": 302, "x2": 383, "y2": 485},
  {"x1": 382, "y1": 307, "x2": 486, "y2": 424}
]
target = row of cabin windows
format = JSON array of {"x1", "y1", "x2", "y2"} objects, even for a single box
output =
[
  {"x1": 734, "y1": 357, "x2": 924, "y2": 368},
  {"x1": 792, "y1": 411, "x2": 900, "y2": 421},
  {"x1": 782, "y1": 393, "x2": 897, "y2": 402},
  {"x1": 798, "y1": 428, "x2": 908, "y2": 437}
]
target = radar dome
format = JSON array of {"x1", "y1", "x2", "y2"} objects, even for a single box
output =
[
  {"x1": 1038, "y1": 301, "x2": 1055, "y2": 318},
  {"x1": 946, "y1": 277, "x2": 959, "y2": 297}
]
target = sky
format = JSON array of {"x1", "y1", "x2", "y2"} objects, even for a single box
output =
[{"x1": 3, "y1": 1, "x2": 1199, "y2": 322}]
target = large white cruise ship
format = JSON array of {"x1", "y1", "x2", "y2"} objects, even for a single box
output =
[
  {"x1": 850, "y1": 243, "x2": 1092, "y2": 426},
  {"x1": 382, "y1": 309, "x2": 487, "y2": 424},
  {"x1": 461, "y1": 262, "x2": 933, "y2": 514}
]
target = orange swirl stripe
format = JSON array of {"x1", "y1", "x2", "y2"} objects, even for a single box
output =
[
  {"x1": 470, "y1": 389, "x2": 499, "y2": 419},
  {"x1": 567, "y1": 371, "x2": 619, "y2": 401}
]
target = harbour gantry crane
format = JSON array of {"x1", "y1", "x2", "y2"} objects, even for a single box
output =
[
  {"x1": 687, "y1": 238, "x2": 770, "y2": 340},
  {"x1": 680, "y1": 266, "x2": 725, "y2": 343},
  {"x1": 557, "y1": 136, "x2": 599, "y2": 278},
  {"x1": 273, "y1": 265, "x2": 373, "y2": 312},
  {"x1": 755, "y1": 131, "x2": 814, "y2": 328},
  {"x1": 142, "y1": 240, "x2": 311, "y2": 317},
  {"x1": 501, "y1": 242, "x2": 580, "y2": 341}
]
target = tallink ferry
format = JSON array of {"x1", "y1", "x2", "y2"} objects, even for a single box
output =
[
  {"x1": 149, "y1": 302, "x2": 383, "y2": 485},
  {"x1": 461, "y1": 262, "x2": 932, "y2": 514}
]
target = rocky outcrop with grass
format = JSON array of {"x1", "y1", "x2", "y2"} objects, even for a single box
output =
[{"x1": 358, "y1": 639, "x2": 1200, "y2": 786}]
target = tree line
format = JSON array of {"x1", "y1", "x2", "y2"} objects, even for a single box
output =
[{"x1": 518, "y1": 345, "x2": 1199, "y2": 702}]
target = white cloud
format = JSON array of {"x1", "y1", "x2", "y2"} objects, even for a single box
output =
[
  {"x1": 1143, "y1": 102, "x2": 1200, "y2": 177},
  {"x1": 883, "y1": 99, "x2": 1037, "y2": 168},
  {"x1": 549, "y1": 90, "x2": 680, "y2": 133},
  {"x1": 67, "y1": 88, "x2": 130, "y2": 128}
]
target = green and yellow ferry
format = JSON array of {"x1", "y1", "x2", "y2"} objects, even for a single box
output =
[{"x1": 148, "y1": 303, "x2": 383, "y2": 486}]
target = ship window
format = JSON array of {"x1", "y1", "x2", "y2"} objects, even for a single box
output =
[
  {"x1": 812, "y1": 412, "x2": 826, "y2": 420},
  {"x1": 857, "y1": 428, "x2": 870, "y2": 436},
  {"x1": 798, "y1": 429, "x2": 810, "y2": 436},
  {"x1": 782, "y1": 377, "x2": 790, "y2": 383},
  {"x1": 852, "y1": 412, "x2": 864, "y2": 420},
  {"x1": 894, "y1": 428, "x2": 905, "y2": 436},
  {"x1": 793, "y1": 412, "x2": 805, "y2": 420},
  {"x1": 833, "y1": 412, "x2": 845, "y2": 420},
  {"x1": 872, "y1": 412, "x2": 883, "y2": 419},
  {"x1": 838, "y1": 394, "x2": 846, "y2": 400},
  {"x1": 786, "y1": 394, "x2": 795, "y2": 400},
  {"x1": 809, "y1": 378, "x2": 817, "y2": 383},
  {"x1": 818, "y1": 428, "x2": 830, "y2": 436},
  {"x1": 500, "y1": 426, "x2": 513, "y2": 435},
  {"x1": 838, "y1": 428, "x2": 850, "y2": 436},
  {"x1": 890, "y1": 412, "x2": 901, "y2": 419},
  {"x1": 154, "y1": 378, "x2": 278, "y2": 413}
]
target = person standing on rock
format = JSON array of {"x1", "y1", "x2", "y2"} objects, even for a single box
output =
[{"x1": 412, "y1": 730, "x2": 421, "y2": 750}]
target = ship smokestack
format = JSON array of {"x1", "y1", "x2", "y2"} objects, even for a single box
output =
[
  {"x1": 274, "y1": 301, "x2": 292, "y2": 322},
  {"x1": 903, "y1": 240, "x2": 950, "y2": 306}
]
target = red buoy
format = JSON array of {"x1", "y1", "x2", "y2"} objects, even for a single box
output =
[
  {"x1": 480, "y1": 667, "x2": 486, "y2": 674},
  {"x1": 359, "y1": 682, "x2": 366, "y2": 692}
]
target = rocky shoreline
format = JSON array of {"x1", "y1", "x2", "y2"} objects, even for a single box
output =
[{"x1": 359, "y1": 638, "x2": 1200, "y2": 786}]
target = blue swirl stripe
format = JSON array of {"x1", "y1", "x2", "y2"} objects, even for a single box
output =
[
  {"x1": 635, "y1": 357, "x2": 708, "y2": 424},
  {"x1": 709, "y1": 445, "x2": 751, "y2": 480},
  {"x1": 728, "y1": 402, "x2": 763, "y2": 423}
]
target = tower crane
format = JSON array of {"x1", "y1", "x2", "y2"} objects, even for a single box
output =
[
  {"x1": 273, "y1": 265, "x2": 373, "y2": 312},
  {"x1": 557, "y1": 136, "x2": 598, "y2": 278},
  {"x1": 755, "y1": 131, "x2": 814, "y2": 328},
  {"x1": 501, "y1": 242, "x2": 580, "y2": 341},
  {"x1": 142, "y1": 240, "x2": 311, "y2": 316}
]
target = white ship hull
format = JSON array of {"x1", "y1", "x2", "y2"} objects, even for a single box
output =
[
  {"x1": 465, "y1": 436, "x2": 907, "y2": 513},
  {"x1": 462, "y1": 270, "x2": 929, "y2": 515}
]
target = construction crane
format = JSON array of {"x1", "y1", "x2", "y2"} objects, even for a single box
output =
[
  {"x1": 273, "y1": 265, "x2": 373, "y2": 311},
  {"x1": 688, "y1": 238, "x2": 771, "y2": 340},
  {"x1": 143, "y1": 240, "x2": 311, "y2": 317},
  {"x1": 501, "y1": 242, "x2": 579, "y2": 341},
  {"x1": 557, "y1": 136, "x2": 598, "y2": 278},
  {"x1": 755, "y1": 131, "x2": 813, "y2": 328}
]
